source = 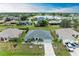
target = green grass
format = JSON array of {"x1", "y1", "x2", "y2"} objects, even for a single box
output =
[
  {"x1": 0, "y1": 24, "x2": 70, "y2": 56},
  {"x1": 53, "y1": 40, "x2": 70, "y2": 56},
  {"x1": 27, "y1": 25, "x2": 50, "y2": 30},
  {"x1": 18, "y1": 31, "x2": 27, "y2": 43},
  {"x1": 0, "y1": 24, "x2": 50, "y2": 31},
  {"x1": 0, "y1": 42, "x2": 44, "y2": 56},
  {"x1": 0, "y1": 24, "x2": 45, "y2": 56},
  {"x1": 50, "y1": 30, "x2": 70, "y2": 56},
  {"x1": 49, "y1": 25, "x2": 62, "y2": 30}
]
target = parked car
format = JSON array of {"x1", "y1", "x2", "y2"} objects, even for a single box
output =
[
  {"x1": 65, "y1": 42, "x2": 74, "y2": 52},
  {"x1": 70, "y1": 42, "x2": 79, "y2": 48}
]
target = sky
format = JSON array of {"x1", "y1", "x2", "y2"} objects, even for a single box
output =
[{"x1": 0, "y1": 3, "x2": 79, "y2": 13}]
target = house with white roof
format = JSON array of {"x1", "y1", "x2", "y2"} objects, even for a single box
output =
[
  {"x1": 0, "y1": 28, "x2": 23, "y2": 42},
  {"x1": 49, "y1": 20, "x2": 62, "y2": 25},
  {"x1": 34, "y1": 15, "x2": 63, "y2": 20},
  {"x1": 0, "y1": 20, "x2": 5, "y2": 24},
  {"x1": 34, "y1": 15, "x2": 62, "y2": 25},
  {"x1": 56, "y1": 28, "x2": 79, "y2": 44}
]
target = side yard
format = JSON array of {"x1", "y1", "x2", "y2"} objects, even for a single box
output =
[{"x1": 50, "y1": 27, "x2": 70, "y2": 56}]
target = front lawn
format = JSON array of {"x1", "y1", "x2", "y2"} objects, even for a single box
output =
[{"x1": 0, "y1": 42, "x2": 44, "y2": 56}]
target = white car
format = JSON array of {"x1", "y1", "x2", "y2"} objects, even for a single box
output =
[{"x1": 65, "y1": 42, "x2": 74, "y2": 52}]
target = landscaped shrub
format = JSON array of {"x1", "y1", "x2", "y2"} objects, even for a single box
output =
[
  {"x1": 18, "y1": 27, "x2": 29, "y2": 31},
  {"x1": 25, "y1": 27, "x2": 29, "y2": 33},
  {"x1": 9, "y1": 38, "x2": 18, "y2": 42},
  {"x1": 18, "y1": 27, "x2": 26, "y2": 30}
]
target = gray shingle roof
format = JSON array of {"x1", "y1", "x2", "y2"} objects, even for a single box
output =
[
  {"x1": 24, "y1": 30, "x2": 52, "y2": 42},
  {"x1": 0, "y1": 28, "x2": 23, "y2": 39}
]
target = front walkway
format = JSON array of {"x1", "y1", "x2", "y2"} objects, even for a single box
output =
[{"x1": 44, "y1": 43, "x2": 55, "y2": 56}]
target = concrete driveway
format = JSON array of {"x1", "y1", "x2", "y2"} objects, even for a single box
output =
[
  {"x1": 44, "y1": 43, "x2": 55, "y2": 56},
  {"x1": 70, "y1": 48, "x2": 79, "y2": 56}
]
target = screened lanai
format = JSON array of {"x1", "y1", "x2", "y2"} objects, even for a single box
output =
[{"x1": 24, "y1": 30, "x2": 52, "y2": 43}]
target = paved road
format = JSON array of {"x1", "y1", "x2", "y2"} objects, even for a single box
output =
[
  {"x1": 70, "y1": 48, "x2": 79, "y2": 56},
  {"x1": 44, "y1": 43, "x2": 55, "y2": 56}
]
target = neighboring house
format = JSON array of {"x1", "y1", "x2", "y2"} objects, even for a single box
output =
[
  {"x1": 4, "y1": 20, "x2": 19, "y2": 25},
  {"x1": 0, "y1": 20, "x2": 5, "y2": 24},
  {"x1": 56, "y1": 28, "x2": 79, "y2": 44},
  {"x1": 10, "y1": 20, "x2": 19, "y2": 24},
  {"x1": 24, "y1": 30, "x2": 52, "y2": 43},
  {"x1": 34, "y1": 16, "x2": 46, "y2": 20},
  {"x1": 18, "y1": 21, "x2": 32, "y2": 26},
  {"x1": 3, "y1": 16, "x2": 19, "y2": 22},
  {"x1": 34, "y1": 16, "x2": 64, "y2": 20},
  {"x1": 49, "y1": 20, "x2": 62, "y2": 25},
  {"x1": 0, "y1": 17, "x2": 5, "y2": 24},
  {"x1": 36, "y1": 16, "x2": 46, "y2": 20},
  {"x1": 0, "y1": 28, "x2": 23, "y2": 42}
]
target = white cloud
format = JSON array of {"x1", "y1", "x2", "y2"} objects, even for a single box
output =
[
  {"x1": 0, "y1": 3, "x2": 79, "y2": 13},
  {"x1": 49, "y1": 6, "x2": 79, "y2": 13},
  {"x1": 0, "y1": 3, "x2": 44, "y2": 12}
]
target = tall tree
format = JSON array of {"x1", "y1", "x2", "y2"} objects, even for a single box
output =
[
  {"x1": 37, "y1": 20, "x2": 48, "y2": 26},
  {"x1": 73, "y1": 19, "x2": 79, "y2": 29},
  {"x1": 60, "y1": 19, "x2": 71, "y2": 28},
  {"x1": 21, "y1": 16, "x2": 28, "y2": 21}
]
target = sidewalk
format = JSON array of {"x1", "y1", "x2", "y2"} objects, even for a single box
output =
[{"x1": 44, "y1": 43, "x2": 55, "y2": 56}]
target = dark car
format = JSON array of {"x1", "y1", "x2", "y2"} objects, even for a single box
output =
[{"x1": 70, "y1": 42, "x2": 79, "y2": 48}]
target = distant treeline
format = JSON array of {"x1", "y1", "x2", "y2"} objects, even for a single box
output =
[{"x1": 0, "y1": 13, "x2": 79, "y2": 17}]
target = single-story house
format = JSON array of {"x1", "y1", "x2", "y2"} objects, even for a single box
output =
[
  {"x1": 10, "y1": 20, "x2": 19, "y2": 24},
  {"x1": 36, "y1": 16, "x2": 46, "y2": 20},
  {"x1": 24, "y1": 30, "x2": 52, "y2": 43},
  {"x1": 34, "y1": 16, "x2": 63, "y2": 20},
  {"x1": 18, "y1": 21, "x2": 32, "y2": 26},
  {"x1": 48, "y1": 20, "x2": 62, "y2": 25},
  {"x1": 4, "y1": 20, "x2": 19, "y2": 25},
  {"x1": 0, "y1": 20, "x2": 5, "y2": 24},
  {"x1": 4, "y1": 16, "x2": 19, "y2": 21},
  {"x1": 56, "y1": 28, "x2": 79, "y2": 44},
  {"x1": 0, "y1": 28, "x2": 23, "y2": 42}
]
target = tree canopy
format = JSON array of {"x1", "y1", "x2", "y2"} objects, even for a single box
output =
[
  {"x1": 37, "y1": 20, "x2": 48, "y2": 26},
  {"x1": 60, "y1": 19, "x2": 71, "y2": 28}
]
